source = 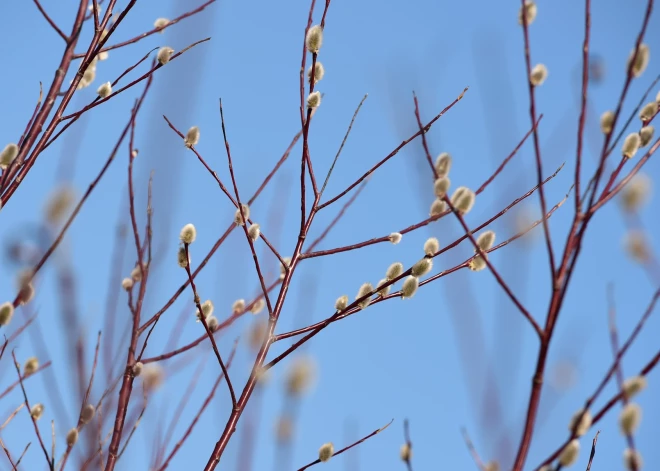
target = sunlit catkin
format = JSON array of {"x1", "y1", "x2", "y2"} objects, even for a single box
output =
[
  {"x1": 280, "y1": 257, "x2": 291, "y2": 279},
  {"x1": 142, "y1": 364, "x2": 165, "y2": 391},
  {"x1": 335, "y1": 295, "x2": 348, "y2": 311},
  {"x1": 518, "y1": 1, "x2": 537, "y2": 25},
  {"x1": 0, "y1": 312, "x2": 13, "y2": 338},
  {"x1": 401, "y1": 275, "x2": 419, "y2": 299},
  {"x1": 622, "y1": 375, "x2": 647, "y2": 399},
  {"x1": 307, "y1": 62, "x2": 325, "y2": 83},
  {"x1": 0, "y1": 143, "x2": 19, "y2": 170},
  {"x1": 411, "y1": 258, "x2": 432, "y2": 277},
  {"x1": 568, "y1": 408, "x2": 592, "y2": 437},
  {"x1": 286, "y1": 356, "x2": 316, "y2": 396},
  {"x1": 154, "y1": 18, "x2": 170, "y2": 31},
  {"x1": 530, "y1": 64, "x2": 548, "y2": 86},
  {"x1": 248, "y1": 223, "x2": 261, "y2": 241},
  {"x1": 389, "y1": 232, "x2": 402, "y2": 244},
  {"x1": 434, "y1": 152, "x2": 452, "y2": 177},
  {"x1": 319, "y1": 442, "x2": 334, "y2": 462},
  {"x1": 639, "y1": 102, "x2": 657, "y2": 123},
  {"x1": 24, "y1": 357, "x2": 39, "y2": 375},
  {"x1": 307, "y1": 91, "x2": 321, "y2": 108},
  {"x1": 16, "y1": 270, "x2": 35, "y2": 306},
  {"x1": 132, "y1": 362, "x2": 143, "y2": 377},
  {"x1": 619, "y1": 403, "x2": 642, "y2": 435},
  {"x1": 80, "y1": 404, "x2": 96, "y2": 424},
  {"x1": 179, "y1": 223, "x2": 197, "y2": 244},
  {"x1": 558, "y1": 439, "x2": 580, "y2": 467},
  {"x1": 177, "y1": 247, "x2": 189, "y2": 268},
  {"x1": 627, "y1": 44, "x2": 650, "y2": 78},
  {"x1": 622, "y1": 133, "x2": 641, "y2": 159},
  {"x1": 234, "y1": 203, "x2": 250, "y2": 226},
  {"x1": 640, "y1": 125, "x2": 654, "y2": 147},
  {"x1": 600, "y1": 110, "x2": 615, "y2": 134},
  {"x1": 184, "y1": 126, "x2": 200, "y2": 148},
  {"x1": 305, "y1": 25, "x2": 323, "y2": 53},
  {"x1": 450, "y1": 187, "x2": 476, "y2": 214},
  {"x1": 386, "y1": 262, "x2": 404, "y2": 280},
  {"x1": 201, "y1": 300, "x2": 214, "y2": 319},
  {"x1": 476, "y1": 230, "x2": 496, "y2": 251},
  {"x1": 434, "y1": 177, "x2": 451, "y2": 197},
  {"x1": 623, "y1": 448, "x2": 644, "y2": 471},
  {"x1": 469, "y1": 255, "x2": 488, "y2": 272},
  {"x1": 250, "y1": 298, "x2": 266, "y2": 314},
  {"x1": 66, "y1": 428, "x2": 79, "y2": 446},
  {"x1": 376, "y1": 278, "x2": 391, "y2": 297},
  {"x1": 232, "y1": 299, "x2": 246, "y2": 313},
  {"x1": 356, "y1": 283, "x2": 373, "y2": 309},
  {"x1": 430, "y1": 198, "x2": 446, "y2": 217},
  {"x1": 97, "y1": 81, "x2": 112, "y2": 98},
  {"x1": 207, "y1": 316, "x2": 218, "y2": 331},
  {"x1": 424, "y1": 237, "x2": 439, "y2": 256},
  {"x1": 30, "y1": 403, "x2": 44, "y2": 420},
  {"x1": 157, "y1": 46, "x2": 174, "y2": 65},
  {"x1": 620, "y1": 173, "x2": 651, "y2": 212},
  {"x1": 400, "y1": 443, "x2": 412, "y2": 461}
]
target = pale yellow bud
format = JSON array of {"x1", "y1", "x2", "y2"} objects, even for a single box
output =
[
  {"x1": 318, "y1": 442, "x2": 334, "y2": 462},
  {"x1": 476, "y1": 230, "x2": 496, "y2": 251},
  {"x1": 356, "y1": 282, "x2": 373, "y2": 309},
  {"x1": 620, "y1": 173, "x2": 651, "y2": 212},
  {"x1": 142, "y1": 364, "x2": 165, "y2": 391},
  {"x1": 623, "y1": 448, "x2": 643, "y2": 471},
  {"x1": 434, "y1": 177, "x2": 451, "y2": 197},
  {"x1": 401, "y1": 275, "x2": 419, "y2": 299},
  {"x1": 23, "y1": 357, "x2": 39, "y2": 375},
  {"x1": 530, "y1": 64, "x2": 548, "y2": 86},
  {"x1": 0, "y1": 143, "x2": 19, "y2": 170},
  {"x1": 624, "y1": 230, "x2": 649, "y2": 263},
  {"x1": 97, "y1": 81, "x2": 112, "y2": 98},
  {"x1": 619, "y1": 402, "x2": 642, "y2": 435},
  {"x1": 234, "y1": 203, "x2": 250, "y2": 226},
  {"x1": 469, "y1": 255, "x2": 488, "y2": 272},
  {"x1": 622, "y1": 133, "x2": 641, "y2": 159},
  {"x1": 132, "y1": 361, "x2": 144, "y2": 376},
  {"x1": 130, "y1": 263, "x2": 146, "y2": 282},
  {"x1": 232, "y1": 299, "x2": 246, "y2": 313},
  {"x1": 558, "y1": 439, "x2": 580, "y2": 467},
  {"x1": 30, "y1": 403, "x2": 45, "y2": 420},
  {"x1": 389, "y1": 232, "x2": 402, "y2": 244},
  {"x1": 411, "y1": 258, "x2": 432, "y2": 277},
  {"x1": 177, "y1": 247, "x2": 189, "y2": 268},
  {"x1": 568, "y1": 408, "x2": 592, "y2": 437},
  {"x1": 639, "y1": 102, "x2": 657, "y2": 122},
  {"x1": 307, "y1": 91, "x2": 321, "y2": 108},
  {"x1": 640, "y1": 125, "x2": 654, "y2": 147},
  {"x1": 207, "y1": 316, "x2": 218, "y2": 331},
  {"x1": 376, "y1": 278, "x2": 390, "y2": 297},
  {"x1": 0, "y1": 302, "x2": 15, "y2": 326},
  {"x1": 179, "y1": 223, "x2": 197, "y2": 244},
  {"x1": 627, "y1": 44, "x2": 650, "y2": 78},
  {"x1": 435, "y1": 152, "x2": 452, "y2": 177},
  {"x1": 518, "y1": 1, "x2": 537, "y2": 25},
  {"x1": 305, "y1": 25, "x2": 323, "y2": 53},
  {"x1": 157, "y1": 46, "x2": 174, "y2": 65},
  {"x1": 80, "y1": 404, "x2": 96, "y2": 424},
  {"x1": 248, "y1": 223, "x2": 261, "y2": 241},
  {"x1": 121, "y1": 277, "x2": 133, "y2": 291},
  {"x1": 386, "y1": 262, "x2": 404, "y2": 280},
  {"x1": 430, "y1": 198, "x2": 446, "y2": 217},
  {"x1": 400, "y1": 443, "x2": 412, "y2": 461},
  {"x1": 622, "y1": 375, "x2": 647, "y2": 400},
  {"x1": 184, "y1": 126, "x2": 200, "y2": 147},
  {"x1": 66, "y1": 428, "x2": 79, "y2": 446},
  {"x1": 200, "y1": 300, "x2": 214, "y2": 319},
  {"x1": 600, "y1": 110, "x2": 615, "y2": 134},
  {"x1": 450, "y1": 187, "x2": 476, "y2": 214},
  {"x1": 286, "y1": 356, "x2": 316, "y2": 396},
  {"x1": 335, "y1": 295, "x2": 348, "y2": 311},
  {"x1": 424, "y1": 237, "x2": 439, "y2": 256},
  {"x1": 154, "y1": 18, "x2": 170, "y2": 32},
  {"x1": 307, "y1": 62, "x2": 325, "y2": 83},
  {"x1": 279, "y1": 257, "x2": 291, "y2": 279},
  {"x1": 250, "y1": 298, "x2": 265, "y2": 314}
]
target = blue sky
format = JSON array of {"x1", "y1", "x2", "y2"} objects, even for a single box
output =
[{"x1": 1, "y1": 0, "x2": 659, "y2": 470}]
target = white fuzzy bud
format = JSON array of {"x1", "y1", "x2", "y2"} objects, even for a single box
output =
[
  {"x1": 24, "y1": 357, "x2": 39, "y2": 375},
  {"x1": 389, "y1": 232, "x2": 402, "y2": 244},
  {"x1": 623, "y1": 448, "x2": 644, "y2": 471},
  {"x1": 0, "y1": 302, "x2": 15, "y2": 326},
  {"x1": 424, "y1": 237, "x2": 439, "y2": 256},
  {"x1": 530, "y1": 64, "x2": 548, "y2": 86},
  {"x1": 307, "y1": 91, "x2": 321, "y2": 108},
  {"x1": 401, "y1": 276, "x2": 419, "y2": 299},
  {"x1": 434, "y1": 177, "x2": 451, "y2": 197},
  {"x1": 356, "y1": 283, "x2": 373, "y2": 309},
  {"x1": 97, "y1": 81, "x2": 112, "y2": 98},
  {"x1": 558, "y1": 439, "x2": 580, "y2": 467},
  {"x1": 518, "y1": 1, "x2": 537, "y2": 25},
  {"x1": 430, "y1": 198, "x2": 446, "y2": 217},
  {"x1": 640, "y1": 125, "x2": 654, "y2": 147},
  {"x1": 639, "y1": 102, "x2": 657, "y2": 122},
  {"x1": 286, "y1": 356, "x2": 316, "y2": 396},
  {"x1": 177, "y1": 247, "x2": 189, "y2": 268},
  {"x1": 469, "y1": 255, "x2": 488, "y2": 272},
  {"x1": 620, "y1": 173, "x2": 651, "y2": 212},
  {"x1": 376, "y1": 278, "x2": 390, "y2": 297},
  {"x1": 0, "y1": 143, "x2": 19, "y2": 170},
  {"x1": 201, "y1": 300, "x2": 214, "y2": 318},
  {"x1": 476, "y1": 230, "x2": 496, "y2": 251},
  {"x1": 207, "y1": 316, "x2": 218, "y2": 331},
  {"x1": 400, "y1": 443, "x2": 412, "y2": 461},
  {"x1": 335, "y1": 295, "x2": 348, "y2": 311},
  {"x1": 30, "y1": 403, "x2": 45, "y2": 420},
  {"x1": 232, "y1": 299, "x2": 246, "y2": 313},
  {"x1": 66, "y1": 428, "x2": 79, "y2": 446},
  {"x1": 154, "y1": 18, "x2": 170, "y2": 32},
  {"x1": 305, "y1": 25, "x2": 323, "y2": 53},
  {"x1": 80, "y1": 404, "x2": 96, "y2": 424},
  {"x1": 568, "y1": 408, "x2": 592, "y2": 437},
  {"x1": 411, "y1": 258, "x2": 432, "y2": 277},
  {"x1": 250, "y1": 298, "x2": 265, "y2": 314},
  {"x1": 622, "y1": 133, "x2": 641, "y2": 158},
  {"x1": 450, "y1": 187, "x2": 476, "y2": 214},
  {"x1": 600, "y1": 110, "x2": 615, "y2": 134},
  {"x1": 434, "y1": 152, "x2": 452, "y2": 177},
  {"x1": 622, "y1": 375, "x2": 647, "y2": 399},
  {"x1": 157, "y1": 47, "x2": 174, "y2": 65},
  {"x1": 132, "y1": 362, "x2": 144, "y2": 377},
  {"x1": 248, "y1": 223, "x2": 261, "y2": 241},
  {"x1": 234, "y1": 203, "x2": 250, "y2": 226},
  {"x1": 184, "y1": 126, "x2": 200, "y2": 147},
  {"x1": 179, "y1": 223, "x2": 197, "y2": 244},
  {"x1": 307, "y1": 62, "x2": 325, "y2": 83},
  {"x1": 619, "y1": 403, "x2": 642, "y2": 435},
  {"x1": 279, "y1": 257, "x2": 291, "y2": 279},
  {"x1": 627, "y1": 44, "x2": 650, "y2": 78},
  {"x1": 318, "y1": 442, "x2": 334, "y2": 462},
  {"x1": 386, "y1": 262, "x2": 404, "y2": 280}
]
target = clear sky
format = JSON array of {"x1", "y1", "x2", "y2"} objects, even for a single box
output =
[{"x1": 1, "y1": 0, "x2": 659, "y2": 470}]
